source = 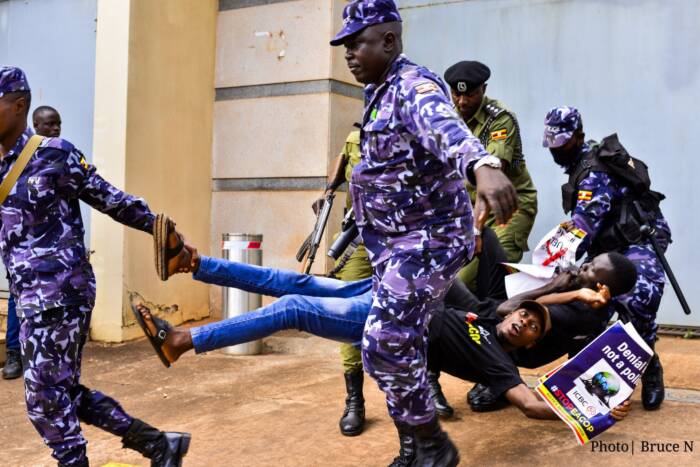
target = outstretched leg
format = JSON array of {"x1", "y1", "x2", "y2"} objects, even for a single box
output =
[
  {"x1": 134, "y1": 289, "x2": 372, "y2": 365},
  {"x1": 157, "y1": 222, "x2": 372, "y2": 299}
]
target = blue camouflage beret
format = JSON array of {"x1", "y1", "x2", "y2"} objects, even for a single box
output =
[
  {"x1": 542, "y1": 106, "x2": 582, "y2": 148},
  {"x1": 0, "y1": 66, "x2": 30, "y2": 99},
  {"x1": 444, "y1": 61, "x2": 491, "y2": 94},
  {"x1": 330, "y1": 0, "x2": 402, "y2": 46}
]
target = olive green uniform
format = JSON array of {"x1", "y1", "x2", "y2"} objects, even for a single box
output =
[
  {"x1": 333, "y1": 130, "x2": 372, "y2": 372},
  {"x1": 458, "y1": 96, "x2": 538, "y2": 288}
]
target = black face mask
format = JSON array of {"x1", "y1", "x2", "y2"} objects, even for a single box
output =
[{"x1": 550, "y1": 145, "x2": 580, "y2": 167}]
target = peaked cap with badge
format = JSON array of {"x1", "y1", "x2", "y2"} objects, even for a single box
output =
[{"x1": 444, "y1": 61, "x2": 490, "y2": 94}]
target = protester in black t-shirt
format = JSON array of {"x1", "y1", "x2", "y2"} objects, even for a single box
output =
[{"x1": 437, "y1": 227, "x2": 639, "y2": 413}]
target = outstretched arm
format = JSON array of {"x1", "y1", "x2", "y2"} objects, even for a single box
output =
[
  {"x1": 506, "y1": 383, "x2": 632, "y2": 421},
  {"x1": 61, "y1": 149, "x2": 155, "y2": 233}
]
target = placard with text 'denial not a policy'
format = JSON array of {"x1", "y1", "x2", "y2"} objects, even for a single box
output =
[{"x1": 536, "y1": 321, "x2": 653, "y2": 445}]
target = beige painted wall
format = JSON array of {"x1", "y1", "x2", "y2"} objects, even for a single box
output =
[
  {"x1": 216, "y1": 0, "x2": 356, "y2": 88},
  {"x1": 211, "y1": 1, "x2": 363, "y2": 310},
  {"x1": 91, "y1": 0, "x2": 218, "y2": 342}
]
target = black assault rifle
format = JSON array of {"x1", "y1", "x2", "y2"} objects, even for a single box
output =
[{"x1": 297, "y1": 191, "x2": 335, "y2": 274}]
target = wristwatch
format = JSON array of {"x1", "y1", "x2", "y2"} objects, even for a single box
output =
[{"x1": 473, "y1": 155, "x2": 502, "y2": 172}]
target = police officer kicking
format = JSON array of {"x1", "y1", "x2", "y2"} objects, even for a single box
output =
[
  {"x1": 330, "y1": 2, "x2": 517, "y2": 465},
  {"x1": 542, "y1": 106, "x2": 671, "y2": 410},
  {"x1": 0, "y1": 67, "x2": 190, "y2": 466}
]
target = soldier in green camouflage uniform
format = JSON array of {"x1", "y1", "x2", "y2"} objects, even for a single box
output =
[
  {"x1": 327, "y1": 130, "x2": 372, "y2": 436},
  {"x1": 444, "y1": 61, "x2": 538, "y2": 291}
]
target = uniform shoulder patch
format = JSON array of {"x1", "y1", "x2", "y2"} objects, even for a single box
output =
[
  {"x1": 490, "y1": 128, "x2": 508, "y2": 141},
  {"x1": 414, "y1": 81, "x2": 440, "y2": 94},
  {"x1": 577, "y1": 190, "x2": 593, "y2": 201}
]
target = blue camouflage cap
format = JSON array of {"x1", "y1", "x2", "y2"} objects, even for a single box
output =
[
  {"x1": 330, "y1": 0, "x2": 402, "y2": 46},
  {"x1": 542, "y1": 106, "x2": 582, "y2": 148},
  {"x1": 0, "y1": 66, "x2": 30, "y2": 99}
]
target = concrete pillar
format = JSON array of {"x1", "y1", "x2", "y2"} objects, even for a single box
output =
[
  {"x1": 211, "y1": 0, "x2": 363, "y2": 314},
  {"x1": 90, "y1": 0, "x2": 218, "y2": 342}
]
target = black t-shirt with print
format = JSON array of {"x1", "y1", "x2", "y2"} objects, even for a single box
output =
[{"x1": 427, "y1": 307, "x2": 523, "y2": 398}]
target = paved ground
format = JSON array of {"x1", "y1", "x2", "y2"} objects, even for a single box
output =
[{"x1": 2, "y1": 330, "x2": 700, "y2": 467}]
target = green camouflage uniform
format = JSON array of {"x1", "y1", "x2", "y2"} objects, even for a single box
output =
[
  {"x1": 333, "y1": 130, "x2": 372, "y2": 372},
  {"x1": 458, "y1": 96, "x2": 538, "y2": 288}
]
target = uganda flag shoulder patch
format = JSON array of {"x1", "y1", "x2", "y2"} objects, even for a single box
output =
[
  {"x1": 414, "y1": 82, "x2": 439, "y2": 94},
  {"x1": 490, "y1": 128, "x2": 507, "y2": 141},
  {"x1": 578, "y1": 190, "x2": 593, "y2": 202}
]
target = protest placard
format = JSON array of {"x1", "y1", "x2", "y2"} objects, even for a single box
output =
[
  {"x1": 536, "y1": 322, "x2": 653, "y2": 445},
  {"x1": 504, "y1": 223, "x2": 587, "y2": 297}
]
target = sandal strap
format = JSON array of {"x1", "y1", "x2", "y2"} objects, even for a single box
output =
[{"x1": 150, "y1": 316, "x2": 173, "y2": 344}]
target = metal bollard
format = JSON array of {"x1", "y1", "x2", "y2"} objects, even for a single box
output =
[{"x1": 221, "y1": 233, "x2": 263, "y2": 355}]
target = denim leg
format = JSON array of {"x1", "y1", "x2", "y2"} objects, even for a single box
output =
[
  {"x1": 191, "y1": 291, "x2": 372, "y2": 353},
  {"x1": 193, "y1": 255, "x2": 372, "y2": 299},
  {"x1": 5, "y1": 294, "x2": 20, "y2": 350}
]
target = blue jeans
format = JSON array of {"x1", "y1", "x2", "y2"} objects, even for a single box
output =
[
  {"x1": 6, "y1": 294, "x2": 19, "y2": 350},
  {"x1": 190, "y1": 256, "x2": 373, "y2": 353}
]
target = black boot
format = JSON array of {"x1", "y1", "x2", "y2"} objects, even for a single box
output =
[
  {"x1": 388, "y1": 421, "x2": 416, "y2": 467},
  {"x1": 339, "y1": 369, "x2": 365, "y2": 436},
  {"x1": 427, "y1": 371, "x2": 454, "y2": 419},
  {"x1": 467, "y1": 383, "x2": 509, "y2": 412},
  {"x1": 642, "y1": 353, "x2": 665, "y2": 410},
  {"x1": 466, "y1": 383, "x2": 486, "y2": 406},
  {"x1": 122, "y1": 419, "x2": 191, "y2": 467},
  {"x1": 413, "y1": 417, "x2": 460, "y2": 467},
  {"x1": 2, "y1": 348, "x2": 22, "y2": 380}
]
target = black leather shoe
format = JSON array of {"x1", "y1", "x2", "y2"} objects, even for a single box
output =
[
  {"x1": 466, "y1": 383, "x2": 486, "y2": 406},
  {"x1": 428, "y1": 371, "x2": 454, "y2": 419},
  {"x1": 122, "y1": 419, "x2": 191, "y2": 467},
  {"x1": 339, "y1": 369, "x2": 365, "y2": 436},
  {"x1": 388, "y1": 421, "x2": 416, "y2": 467},
  {"x1": 642, "y1": 353, "x2": 664, "y2": 410},
  {"x1": 468, "y1": 384, "x2": 509, "y2": 412},
  {"x1": 413, "y1": 417, "x2": 460, "y2": 467},
  {"x1": 2, "y1": 349, "x2": 22, "y2": 380}
]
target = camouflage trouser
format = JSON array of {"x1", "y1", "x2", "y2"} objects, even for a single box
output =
[
  {"x1": 20, "y1": 304, "x2": 133, "y2": 466},
  {"x1": 613, "y1": 243, "x2": 666, "y2": 346},
  {"x1": 335, "y1": 244, "x2": 373, "y2": 373},
  {"x1": 362, "y1": 247, "x2": 467, "y2": 425}
]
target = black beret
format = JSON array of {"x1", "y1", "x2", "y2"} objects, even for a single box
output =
[{"x1": 444, "y1": 61, "x2": 491, "y2": 94}]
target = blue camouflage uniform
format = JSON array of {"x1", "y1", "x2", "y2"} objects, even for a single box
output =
[
  {"x1": 331, "y1": 1, "x2": 490, "y2": 426},
  {"x1": 543, "y1": 107, "x2": 671, "y2": 346},
  {"x1": 0, "y1": 67, "x2": 155, "y2": 466}
]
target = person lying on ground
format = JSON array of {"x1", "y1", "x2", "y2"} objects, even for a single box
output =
[
  {"x1": 132, "y1": 221, "x2": 632, "y2": 466},
  {"x1": 441, "y1": 227, "x2": 638, "y2": 412}
]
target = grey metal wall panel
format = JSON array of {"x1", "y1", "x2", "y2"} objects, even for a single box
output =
[{"x1": 399, "y1": 0, "x2": 700, "y2": 326}]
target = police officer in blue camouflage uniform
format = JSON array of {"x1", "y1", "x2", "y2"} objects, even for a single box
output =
[
  {"x1": 331, "y1": 2, "x2": 517, "y2": 465},
  {"x1": 543, "y1": 106, "x2": 671, "y2": 411},
  {"x1": 0, "y1": 67, "x2": 190, "y2": 467}
]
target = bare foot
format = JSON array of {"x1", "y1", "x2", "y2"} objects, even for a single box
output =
[{"x1": 136, "y1": 303, "x2": 194, "y2": 363}]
